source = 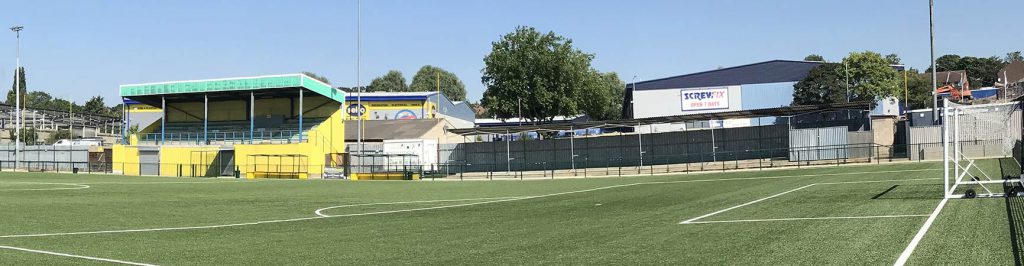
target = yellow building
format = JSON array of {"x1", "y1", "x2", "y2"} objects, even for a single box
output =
[{"x1": 113, "y1": 74, "x2": 345, "y2": 179}]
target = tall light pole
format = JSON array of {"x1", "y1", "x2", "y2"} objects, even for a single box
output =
[
  {"x1": 10, "y1": 25, "x2": 22, "y2": 171},
  {"x1": 930, "y1": 0, "x2": 938, "y2": 123},
  {"x1": 356, "y1": 0, "x2": 363, "y2": 154}
]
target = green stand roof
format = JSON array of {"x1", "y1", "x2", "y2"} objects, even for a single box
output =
[{"x1": 120, "y1": 74, "x2": 344, "y2": 103}]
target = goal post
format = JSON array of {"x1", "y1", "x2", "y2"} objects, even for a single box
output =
[{"x1": 943, "y1": 99, "x2": 1023, "y2": 198}]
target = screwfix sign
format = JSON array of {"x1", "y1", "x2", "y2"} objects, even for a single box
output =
[{"x1": 681, "y1": 87, "x2": 729, "y2": 111}]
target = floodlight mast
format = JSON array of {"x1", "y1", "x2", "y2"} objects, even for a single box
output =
[{"x1": 10, "y1": 25, "x2": 22, "y2": 171}]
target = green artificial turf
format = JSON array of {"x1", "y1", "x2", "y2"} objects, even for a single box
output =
[{"x1": 0, "y1": 161, "x2": 1017, "y2": 265}]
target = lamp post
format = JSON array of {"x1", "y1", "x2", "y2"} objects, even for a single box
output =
[
  {"x1": 356, "y1": 0, "x2": 363, "y2": 154},
  {"x1": 930, "y1": 0, "x2": 938, "y2": 123},
  {"x1": 10, "y1": 25, "x2": 23, "y2": 171}
]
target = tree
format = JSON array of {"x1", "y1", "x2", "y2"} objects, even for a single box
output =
[
  {"x1": 46, "y1": 129, "x2": 71, "y2": 144},
  {"x1": 904, "y1": 69, "x2": 934, "y2": 110},
  {"x1": 6, "y1": 67, "x2": 27, "y2": 108},
  {"x1": 109, "y1": 104, "x2": 124, "y2": 118},
  {"x1": 792, "y1": 51, "x2": 901, "y2": 106},
  {"x1": 884, "y1": 53, "x2": 901, "y2": 65},
  {"x1": 408, "y1": 65, "x2": 467, "y2": 101},
  {"x1": 842, "y1": 51, "x2": 901, "y2": 102},
  {"x1": 791, "y1": 63, "x2": 847, "y2": 105},
  {"x1": 481, "y1": 26, "x2": 594, "y2": 122},
  {"x1": 82, "y1": 96, "x2": 109, "y2": 116},
  {"x1": 578, "y1": 71, "x2": 625, "y2": 120},
  {"x1": 368, "y1": 70, "x2": 408, "y2": 92},
  {"x1": 933, "y1": 54, "x2": 1007, "y2": 86},
  {"x1": 803, "y1": 54, "x2": 825, "y2": 62},
  {"x1": 934, "y1": 54, "x2": 962, "y2": 72},
  {"x1": 9, "y1": 127, "x2": 38, "y2": 145},
  {"x1": 1006, "y1": 51, "x2": 1023, "y2": 63},
  {"x1": 301, "y1": 71, "x2": 331, "y2": 84},
  {"x1": 27, "y1": 91, "x2": 52, "y2": 109}
]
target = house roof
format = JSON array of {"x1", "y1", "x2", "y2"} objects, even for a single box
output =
[
  {"x1": 630, "y1": 60, "x2": 824, "y2": 91},
  {"x1": 1001, "y1": 61, "x2": 1024, "y2": 85},
  {"x1": 935, "y1": 70, "x2": 968, "y2": 85}
]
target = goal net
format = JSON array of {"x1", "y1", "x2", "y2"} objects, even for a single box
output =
[{"x1": 943, "y1": 99, "x2": 1023, "y2": 198}]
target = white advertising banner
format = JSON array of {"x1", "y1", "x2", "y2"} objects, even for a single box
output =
[{"x1": 680, "y1": 87, "x2": 730, "y2": 111}]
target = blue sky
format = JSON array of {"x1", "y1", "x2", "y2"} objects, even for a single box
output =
[{"x1": 1, "y1": 0, "x2": 1021, "y2": 106}]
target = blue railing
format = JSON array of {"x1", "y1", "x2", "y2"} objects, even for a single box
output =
[{"x1": 139, "y1": 129, "x2": 308, "y2": 145}]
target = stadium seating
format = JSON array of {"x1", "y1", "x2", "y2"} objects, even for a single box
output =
[{"x1": 139, "y1": 117, "x2": 327, "y2": 145}]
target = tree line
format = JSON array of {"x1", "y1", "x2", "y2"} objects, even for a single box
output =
[
  {"x1": 793, "y1": 51, "x2": 1023, "y2": 109},
  {"x1": 8, "y1": 67, "x2": 122, "y2": 118}
]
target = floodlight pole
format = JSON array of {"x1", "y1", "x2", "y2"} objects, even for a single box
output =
[
  {"x1": 569, "y1": 125, "x2": 575, "y2": 171},
  {"x1": 11, "y1": 25, "x2": 22, "y2": 171},
  {"x1": 637, "y1": 122, "x2": 643, "y2": 168},
  {"x1": 930, "y1": 0, "x2": 938, "y2": 123},
  {"x1": 505, "y1": 129, "x2": 511, "y2": 174},
  {"x1": 356, "y1": 0, "x2": 363, "y2": 155}
]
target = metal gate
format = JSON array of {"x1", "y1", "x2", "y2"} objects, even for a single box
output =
[
  {"x1": 789, "y1": 126, "x2": 848, "y2": 161},
  {"x1": 139, "y1": 149, "x2": 160, "y2": 176}
]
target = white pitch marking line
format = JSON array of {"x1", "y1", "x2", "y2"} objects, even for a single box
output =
[
  {"x1": 0, "y1": 182, "x2": 90, "y2": 191},
  {"x1": 0, "y1": 245, "x2": 157, "y2": 266},
  {"x1": 679, "y1": 177, "x2": 940, "y2": 224},
  {"x1": 314, "y1": 196, "x2": 525, "y2": 217},
  {"x1": 680, "y1": 214, "x2": 930, "y2": 224},
  {"x1": 893, "y1": 197, "x2": 949, "y2": 266},
  {"x1": 0, "y1": 168, "x2": 941, "y2": 239},
  {"x1": 679, "y1": 184, "x2": 816, "y2": 224}
]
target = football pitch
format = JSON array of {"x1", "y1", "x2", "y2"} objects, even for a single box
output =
[{"x1": 0, "y1": 162, "x2": 1020, "y2": 265}]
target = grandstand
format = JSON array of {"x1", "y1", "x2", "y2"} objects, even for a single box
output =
[
  {"x1": 113, "y1": 74, "x2": 346, "y2": 179},
  {"x1": 0, "y1": 103, "x2": 121, "y2": 144}
]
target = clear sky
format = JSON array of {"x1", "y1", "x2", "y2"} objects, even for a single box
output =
[{"x1": 1, "y1": 0, "x2": 1021, "y2": 106}]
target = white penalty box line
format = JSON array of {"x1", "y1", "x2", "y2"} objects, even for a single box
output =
[
  {"x1": 0, "y1": 245, "x2": 157, "y2": 266},
  {"x1": 678, "y1": 178, "x2": 939, "y2": 225}
]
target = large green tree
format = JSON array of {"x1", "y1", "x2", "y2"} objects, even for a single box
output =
[
  {"x1": 791, "y1": 63, "x2": 847, "y2": 105},
  {"x1": 481, "y1": 26, "x2": 594, "y2": 122},
  {"x1": 792, "y1": 51, "x2": 900, "y2": 105},
  {"x1": 578, "y1": 71, "x2": 625, "y2": 120},
  {"x1": 369, "y1": 70, "x2": 408, "y2": 92},
  {"x1": 842, "y1": 51, "x2": 901, "y2": 102},
  {"x1": 409, "y1": 65, "x2": 467, "y2": 101},
  {"x1": 82, "y1": 96, "x2": 109, "y2": 116},
  {"x1": 6, "y1": 67, "x2": 27, "y2": 108}
]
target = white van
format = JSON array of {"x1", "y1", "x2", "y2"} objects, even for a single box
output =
[{"x1": 53, "y1": 138, "x2": 103, "y2": 146}]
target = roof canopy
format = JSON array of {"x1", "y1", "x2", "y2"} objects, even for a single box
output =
[
  {"x1": 448, "y1": 101, "x2": 872, "y2": 135},
  {"x1": 120, "y1": 74, "x2": 343, "y2": 105}
]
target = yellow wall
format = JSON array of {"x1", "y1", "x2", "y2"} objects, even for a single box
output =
[
  {"x1": 234, "y1": 108, "x2": 346, "y2": 179},
  {"x1": 158, "y1": 146, "x2": 221, "y2": 177},
  {"x1": 112, "y1": 145, "x2": 140, "y2": 176}
]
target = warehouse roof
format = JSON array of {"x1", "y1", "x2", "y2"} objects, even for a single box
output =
[
  {"x1": 448, "y1": 101, "x2": 872, "y2": 135},
  {"x1": 630, "y1": 60, "x2": 824, "y2": 91}
]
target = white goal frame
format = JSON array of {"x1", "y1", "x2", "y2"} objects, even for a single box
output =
[{"x1": 942, "y1": 99, "x2": 1023, "y2": 199}]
